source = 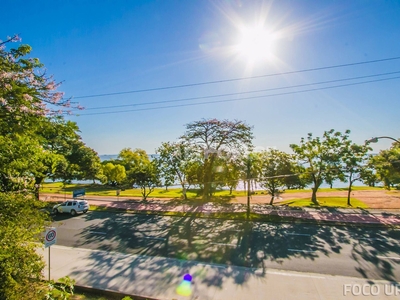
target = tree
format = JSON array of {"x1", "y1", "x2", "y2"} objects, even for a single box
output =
[
  {"x1": 0, "y1": 36, "x2": 83, "y2": 193},
  {"x1": 67, "y1": 141, "x2": 103, "y2": 183},
  {"x1": 120, "y1": 149, "x2": 161, "y2": 200},
  {"x1": 155, "y1": 142, "x2": 199, "y2": 199},
  {"x1": 258, "y1": 149, "x2": 299, "y2": 205},
  {"x1": 118, "y1": 148, "x2": 149, "y2": 172},
  {"x1": 181, "y1": 118, "x2": 253, "y2": 200},
  {"x1": 0, "y1": 35, "x2": 88, "y2": 298},
  {"x1": 240, "y1": 152, "x2": 260, "y2": 217},
  {"x1": 0, "y1": 135, "x2": 45, "y2": 193},
  {"x1": 220, "y1": 159, "x2": 241, "y2": 195},
  {"x1": 128, "y1": 160, "x2": 161, "y2": 200},
  {"x1": 369, "y1": 142, "x2": 400, "y2": 190},
  {"x1": 102, "y1": 163, "x2": 126, "y2": 186},
  {"x1": 284, "y1": 164, "x2": 310, "y2": 190},
  {"x1": 290, "y1": 129, "x2": 350, "y2": 205},
  {"x1": 340, "y1": 142, "x2": 371, "y2": 206},
  {"x1": 0, "y1": 193, "x2": 50, "y2": 299}
]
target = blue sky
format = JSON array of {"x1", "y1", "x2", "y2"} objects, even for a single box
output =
[{"x1": 2, "y1": 0, "x2": 400, "y2": 155}]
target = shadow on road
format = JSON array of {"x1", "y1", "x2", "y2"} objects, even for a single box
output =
[{"x1": 71, "y1": 208, "x2": 400, "y2": 291}]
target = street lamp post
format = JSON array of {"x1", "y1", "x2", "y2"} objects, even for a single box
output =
[{"x1": 365, "y1": 136, "x2": 400, "y2": 145}]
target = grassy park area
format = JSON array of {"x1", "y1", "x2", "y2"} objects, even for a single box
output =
[
  {"x1": 279, "y1": 197, "x2": 368, "y2": 208},
  {"x1": 41, "y1": 182, "x2": 249, "y2": 199},
  {"x1": 41, "y1": 182, "x2": 393, "y2": 210}
]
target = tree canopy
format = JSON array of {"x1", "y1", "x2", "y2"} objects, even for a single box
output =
[
  {"x1": 290, "y1": 129, "x2": 351, "y2": 205},
  {"x1": 181, "y1": 118, "x2": 254, "y2": 200}
]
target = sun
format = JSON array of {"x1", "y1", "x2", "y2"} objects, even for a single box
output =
[{"x1": 235, "y1": 25, "x2": 276, "y2": 62}]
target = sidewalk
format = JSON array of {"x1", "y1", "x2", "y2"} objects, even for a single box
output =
[
  {"x1": 42, "y1": 193, "x2": 400, "y2": 226},
  {"x1": 37, "y1": 245, "x2": 400, "y2": 300}
]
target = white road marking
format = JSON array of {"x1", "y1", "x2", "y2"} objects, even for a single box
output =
[
  {"x1": 288, "y1": 249, "x2": 316, "y2": 253},
  {"x1": 210, "y1": 242, "x2": 236, "y2": 247},
  {"x1": 286, "y1": 233, "x2": 311, "y2": 237},
  {"x1": 359, "y1": 238, "x2": 386, "y2": 241},
  {"x1": 266, "y1": 270, "x2": 325, "y2": 279},
  {"x1": 377, "y1": 256, "x2": 400, "y2": 260},
  {"x1": 139, "y1": 236, "x2": 166, "y2": 241}
]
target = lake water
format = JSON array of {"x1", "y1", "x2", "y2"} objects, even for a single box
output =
[{"x1": 57, "y1": 154, "x2": 366, "y2": 189}]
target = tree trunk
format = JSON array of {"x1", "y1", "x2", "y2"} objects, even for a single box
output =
[
  {"x1": 347, "y1": 173, "x2": 353, "y2": 206},
  {"x1": 311, "y1": 187, "x2": 319, "y2": 205},
  {"x1": 142, "y1": 186, "x2": 147, "y2": 200},
  {"x1": 203, "y1": 158, "x2": 213, "y2": 201},
  {"x1": 269, "y1": 195, "x2": 274, "y2": 205},
  {"x1": 34, "y1": 177, "x2": 44, "y2": 200},
  {"x1": 181, "y1": 185, "x2": 187, "y2": 200},
  {"x1": 347, "y1": 185, "x2": 352, "y2": 206},
  {"x1": 247, "y1": 179, "x2": 251, "y2": 219}
]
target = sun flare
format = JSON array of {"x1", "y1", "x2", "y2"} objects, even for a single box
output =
[{"x1": 236, "y1": 26, "x2": 276, "y2": 62}]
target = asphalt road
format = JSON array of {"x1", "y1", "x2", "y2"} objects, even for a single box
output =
[{"x1": 51, "y1": 211, "x2": 400, "y2": 281}]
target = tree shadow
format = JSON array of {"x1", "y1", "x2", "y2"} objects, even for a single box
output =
[{"x1": 68, "y1": 207, "x2": 400, "y2": 295}]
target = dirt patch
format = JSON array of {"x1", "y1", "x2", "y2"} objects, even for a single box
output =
[
  {"x1": 238, "y1": 190, "x2": 400, "y2": 209},
  {"x1": 41, "y1": 190, "x2": 400, "y2": 209}
]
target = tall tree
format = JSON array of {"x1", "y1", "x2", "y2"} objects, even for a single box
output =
[
  {"x1": 290, "y1": 129, "x2": 350, "y2": 205},
  {"x1": 118, "y1": 148, "x2": 149, "y2": 172},
  {"x1": 0, "y1": 193, "x2": 50, "y2": 299},
  {"x1": 0, "y1": 36, "x2": 83, "y2": 193},
  {"x1": 121, "y1": 149, "x2": 161, "y2": 200},
  {"x1": 240, "y1": 152, "x2": 260, "y2": 217},
  {"x1": 340, "y1": 142, "x2": 371, "y2": 205},
  {"x1": 128, "y1": 160, "x2": 161, "y2": 200},
  {"x1": 369, "y1": 142, "x2": 400, "y2": 190},
  {"x1": 67, "y1": 141, "x2": 103, "y2": 183},
  {"x1": 258, "y1": 149, "x2": 298, "y2": 205},
  {"x1": 102, "y1": 163, "x2": 126, "y2": 186},
  {"x1": 181, "y1": 118, "x2": 253, "y2": 200},
  {"x1": 155, "y1": 142, "x2": 199, "y2": 199}
]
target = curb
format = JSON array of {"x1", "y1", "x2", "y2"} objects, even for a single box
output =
[
  {"x1": 43, "y1": 199, "x2": 400, "y2": 228},
  {"x1": 74, "y1": 285, "x2": 159, "y2": 300}
]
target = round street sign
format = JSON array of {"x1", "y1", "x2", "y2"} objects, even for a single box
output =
[{"x1": 45, "y1": 227, "x2": 57, "y2": 248}]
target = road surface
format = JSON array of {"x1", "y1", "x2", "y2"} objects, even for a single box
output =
[{"x1": 51, "y1": 211, "x2": 400, "y2": 281}]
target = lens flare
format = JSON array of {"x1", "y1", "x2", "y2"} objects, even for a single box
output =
[{"x1": 176, "y1": 273, "x2": 193, "y2": 296}]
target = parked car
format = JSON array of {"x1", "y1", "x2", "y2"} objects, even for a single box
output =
[{"x1": 53, "y1": 200, "x2": 89, "y2": 216}]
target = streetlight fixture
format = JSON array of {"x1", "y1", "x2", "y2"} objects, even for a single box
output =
[{"x1": 365, "y1": 136, "x2": 400, "y2": 145}]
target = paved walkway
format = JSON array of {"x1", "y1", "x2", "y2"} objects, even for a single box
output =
[
  {"x1": 42, "y1": 193, "x2": 400, "y2": 226},
  {"x1": 37, "y1": 245, "x2": 400, "y2": 300}
]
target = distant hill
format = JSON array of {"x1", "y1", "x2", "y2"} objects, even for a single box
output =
[
  {"x1": 99, "y1": 154, "x2": 119, "y2": 162},
  {"x1": 99, "y1": 154, "x2": 158, "y2": 162}
]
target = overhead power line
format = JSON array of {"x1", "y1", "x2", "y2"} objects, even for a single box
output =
[
  {"x1": 83, "y1": 71, "x2": 400, "y2": 111},
  {"x1": 73, "y1": 56, "x2": 400, "y2": 99},
  {"x1": 77, "y1": 75, "x2": 400, "y2": 116}
]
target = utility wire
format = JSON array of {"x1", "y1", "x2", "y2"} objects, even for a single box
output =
[
  {"x1": 83, "y1": 70, "x2": 400, "y2": 111},
  {"x1": 77, "y1": 75, "x2": 400, "y2": 116},
  {"x1": 73, "y1": 56, "x2": 400, "y2": 99}
]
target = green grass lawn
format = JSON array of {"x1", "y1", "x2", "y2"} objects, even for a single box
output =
[
  {"x1": 279, "y1": 197, "x2": 368, "y2": 208},
  {"x1": 284, "y1": 186, "x2": 385, "y2": 193},
  {"x1": 41, "y1": 182, "x2": 383, "y2": 208},
  {"x1": 41, "y1": 182, "x2": 248, "y2": 199}
]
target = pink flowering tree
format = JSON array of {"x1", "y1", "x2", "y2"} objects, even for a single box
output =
[{"x1": 0, "y1": 35, "x2": 91, "y2": 193}]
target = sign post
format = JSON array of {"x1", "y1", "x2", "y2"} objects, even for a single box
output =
[
  {"x1": 44, "y1": 227, "x2": 57, "y2": 281},
  {"x1": 73, "y1": 189, "x2": 85, "y2": 199}
]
